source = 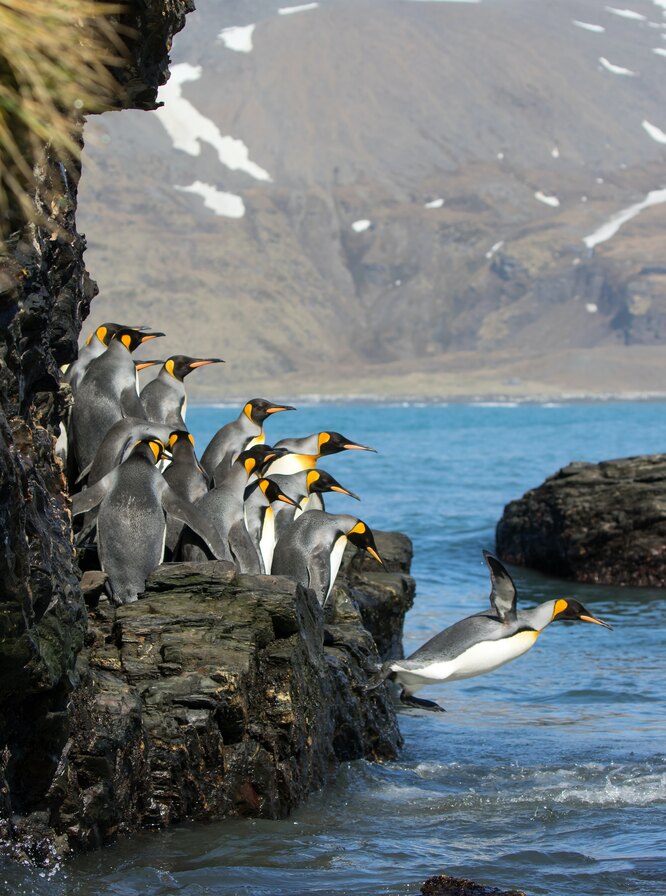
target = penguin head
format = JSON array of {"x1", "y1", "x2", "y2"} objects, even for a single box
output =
[
  {"x1": 133, "y1": 438, "x2": 169, "y2": 465},
  {"x1": 164, "y1": 356, "x2": 224, "y2": 381},
  {"x1": 113, "y1": 327, "x2": 165, "y2": 352},
  {"x1": 317, "y1": 432, "x2": 376, "y2": 457},
  {"x1": 551, "y1": 598, "x2": 612, "y2": 629},
  {"x1": 345, "y1": 520, "x2": 383, "y2": 565},
  {"x1": 243, "y1": 399, "x2": 297, "y2": 425},
  {"x1": 236, "y1": 444, "x2": 286, "y2": 476},
  {"x1": 306, "y1": 469, "x2": 360, "y2": 500},
  {"x1": 257, "y1": 478, "x2": 299, "y2": 506},
  {"x1": 167, "y1": 430, "x2": 194, "y2": 449},
  {"x1": 87, "y1": 322, "x2": 145, "y2": 347}
]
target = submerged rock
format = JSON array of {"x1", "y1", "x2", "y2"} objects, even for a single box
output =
[
  {"x1": 421, "y1": 874, "x2": 527, "y2": 896},
  {"x1": 496, "y1": 454, "x2": 666, "y2": 585}
]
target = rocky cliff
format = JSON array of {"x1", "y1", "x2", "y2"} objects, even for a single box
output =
[{"x1": 496, "y1": 454, "x2": 666, "y2": 585}]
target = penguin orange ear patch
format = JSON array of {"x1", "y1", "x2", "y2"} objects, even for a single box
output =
[
  {"x1": 318, "y1": 432, "x2": 331, "y2": 451},
  {"x1": 553, "y1": 599, "x2": 568, "y2": 619},
  {"x1": 349, "y1": 521, "x2": 366, "y2": 536},
  {"x1": 121, "y1": 334, "x2": 132, "y2": 349},
  {"x1": 188, "y1": 433, "x2": 195, "y2": 446},
  {"x1": 165, "y1": 359, "x2": 176, "y2": 377}
]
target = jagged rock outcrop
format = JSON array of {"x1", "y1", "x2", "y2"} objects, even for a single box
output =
[
  {"x1": 30, "y1": 531, "x2": 413, "y2": 856},
  {"x1": 496, "y1": 455, "x2": 666, "y2": 586},
  {"x1": 421, "y1": 874, "x2": 527, "y2": 896}
]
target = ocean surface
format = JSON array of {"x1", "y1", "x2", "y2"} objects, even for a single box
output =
[{"x1": 5, "y1": 402, "x2": 666, "y2": 896}]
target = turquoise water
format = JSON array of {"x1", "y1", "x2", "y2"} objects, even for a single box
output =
[{"x1": 5, "y1": 402, "x2": 666, "y2": 895}]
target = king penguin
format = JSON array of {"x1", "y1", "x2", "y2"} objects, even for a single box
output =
[
  {"x1": 64, "y1": 322, "x2": 145, "y2": 396},
  {"x1": 200, "y1": 399, "x2": 295, "y2": 482},
  {"x1": 71, "y1": 438, "x2": 227, "y2": 605},
  {"x1": 265, "y1": 432, "x2": 375, "y2": 476},
  {"x1": 162, "y1": 430, "x2": 210, "y2": 559},
  {"x1": 70, "y1": 327, "x2": 164, "y2": 471},
  {"x1": 141, "y1": 355, "x2": 223, "y2": 429},
  {"x1": 243, "y1": 477, "x2": 299, "y2": 573},
  {"x1": 271, "y1": 511, "x2": 382, "y2": 605},
  {"x1": 367, "y1": 551, "x2": 612, "y2": 712}
]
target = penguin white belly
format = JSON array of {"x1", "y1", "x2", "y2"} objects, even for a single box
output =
[
  {"x1": 260, "y1": 506, "x2": 275, "y2": 573},
  {"x1": 181, "y1": 394, "x2": 187, "y2": 423},
  {"x1": 267, "y1": 454, "x2": 317, "y2": 476},
  {"x1": 395, "y1": 631, "x2": 539, "y2": 692},
  {"x1": 325, "y1": 535, "x2": 348, "y2": 602}
]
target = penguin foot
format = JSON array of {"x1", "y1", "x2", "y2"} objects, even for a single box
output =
[
  {"x1": 364, "y1": 663, "x2": 392, "y2": 691},
  {"x1": 399, "y1": 693, "x2": 446, "y2": 713}
]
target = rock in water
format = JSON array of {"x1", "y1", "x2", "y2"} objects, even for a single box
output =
[{"x1": 496, "y1": 454, "x2": 666, "y2": 585}]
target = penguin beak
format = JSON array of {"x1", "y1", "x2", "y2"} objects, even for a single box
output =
[
  {"x1": 331, "y1": 485, "x2": 360, "y2": 500},
  {"x1": 265, "y1": 405, "x2": 296, "y2": 414},
  {"x1": 189, "y1": 358, "x2": 224, "y2": 368},
  {"x1": 342, "y1": 442, "x2": 376, "y2": 452},
  {"x1": 277, "y1": 493, "x2": 299, "y2": 506},
  {"x1": 135, "y1": 359, "x2": 162, "y2": 370},
  {"x1": 366, "y1": 546, "x2": 383, "y2": 565},
  {"x1": 139, "y1": 332, "x2": 165, "y2": 343},
  {"x1": 579, "y1": 614, "x2": 613, "y2": 630}
]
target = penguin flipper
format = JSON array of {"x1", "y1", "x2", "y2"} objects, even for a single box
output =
[
  {"x1": 71, "y1": 471, "x2": 116, "y2": 517},
  {"x1": 364, "y1": 661, "x2": 394, "y2": 691},
  {"x1": 307, "y1": 545, "x2": 333, "y2": 607},
  {"x1": 161, "y1": 486, "x2": 228, "y2": 561},
  {"x1": 483, "y1": 550, "x2": 517, "y2": 622},
  {"x1": 227, "y1": 520, "x2": 262, "y2": 574}
]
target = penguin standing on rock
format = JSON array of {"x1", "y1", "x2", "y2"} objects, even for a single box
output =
[
  {"x1": 271, "y1": 511, "x2": 382, "y2": 605},
  {"x1": 366, "y1": 551, "x2": 612, "y2": 712},
  {"x1": 71, "y1": 438, "x2": 227, "y2": 605},
  {"x1": 266, "y1": 432, "x2": 375, "y2": 476},
  {"x1": 70, "y1": 327, "x2": 164, "y2": 471},
  {"x1": 269, "y1": 469, "x2": 360, "y2": 541},
  {"x1": 141, "y1": 355, "x2": 224, "y2": 429},
  {"x1": 201, "y1": 399, "x2": 296, "y2": 481},
  {"x1": 243, "y1": 478, "x2": 299, "y2": 573},
  {"x1": 163, "y1": 430, "x2": 210, "y2": 559}
]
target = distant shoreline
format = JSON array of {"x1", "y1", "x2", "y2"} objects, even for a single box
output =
[{"x1": 189, "y1": 392, "x2": 666, "y2": 407}]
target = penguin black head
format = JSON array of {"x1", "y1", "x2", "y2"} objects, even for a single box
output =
[
  {"x1": 133, "y1": 437, "x2": 169, "y2": 465},
  {"x1": 346, "y1": 520, "x2": 383, "y2": 565},
  {"x1": 317, "y1": 432, "x2": 376, "y2": 457},
  {"x1": 86, "y1": 322, "x2": 146, "y2": 347},
  {"x1": 236, "y1": 444, "x2": 287, "y2": 476},
  {"x1": 113, "y1": 327, "x2": 165, "y2": 352},
  {"x1": 164, "y1": 356, "x2": 224, "y2": 381},
  {"x1": 243, "y1": 399, "x2": 297, "y2": 425},
  {"x1": 551, "y1": 598, "x2": 612, "y2": 629},
  {"x1": 257, "y1": 478, "x2": 300, "y2": 507},
  {"x1": 167, "y1": 430, "x2": 195, "y2": 449},
  {"x1": 306, "y1": 469, "x2": 360, "y2": 499}
]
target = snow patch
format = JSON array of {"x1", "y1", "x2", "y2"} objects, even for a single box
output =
[
  {"x1": 485, "y1": 240, "x2": 504, "y2": 259},
  {"x1": 351, "y1": 219, "x2": 372, "y2": 233},
  {"x1": 586, "y1": 303, "x2": 599, "y2": 313},
  {"x1": 599, "y1": 56, "x2": 637, "y2": 74},
  {"x1": 535, "y1": 191, "x2": 560, "y2": 207},
  {"x1": 604, "y1": 6, "x2": 647, "y2": 19},
  {"x1": 497, "y1": 151, "x2": 505, "y2": 159},
  {"x1": 278, "y1": 3, "x2": 319, "y2": 14},
  {"x1": 175, "y1": 181, "x2": 245, "y2": 218},
  {"x1": 653, "y1": 47, "x2": 666, "y2": 55},
  {"x1": 154, "y1": 64, "x2": 271, "y2": 182},
  {"x1": 642, "y1": 120, "x2": 666, "y2": 143},
  {"x1": 424, "y1": 198, "x2": 445, "y2": 208},
  {"x1": 551, "y1": 146, "x2": 560, "y2": 158},
  {"x1": 582, "y1": 188, "x2": 666, "y2": 248},
  {"x1": 573, "y1": 20, "x2": 606, "y2": 31},
  {"x1": 218, "y1": 25, "x2": 255, "y2": 53}
]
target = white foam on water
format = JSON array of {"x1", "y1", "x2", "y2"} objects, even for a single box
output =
[
  {"x1": 154, "y1": 63, "x2": 272, "y2": 181},
  {"x1": 573, "y1": 20, "x2": 606, "y2": 31},
  {"x1": 475, "y1": 401, "x2": 519, "y2": 407},
  {"x1": 278, "y1": 3, "x2": 319, "y2": 14},
  {"x1": 605, "y1": 6, "x2": 647, "y2": 19},
  {"x1": 351, "y1": 219, "x2": 372, "y2": 232},
  {"x1": 642, "y1": 119, "x2": 666, "y2": 143},
  {"x1": 218, "y1": 24, "x2": 256, "y2": 53},
  {"x1": 599, "y1": 56, "x2": 637, "y2": 74},
  {"x1": 174, "y1": 181, "x2": 245, "y2": 218},
  {"x1": 534, "y1": 190, "x2": 560, "y2": 207},
  {"x1": 583, "y1": 188, "x2": 666, "y2": 248},
  {"x1": 425, "y1": 198, "x2": 445, "y2": 208}
]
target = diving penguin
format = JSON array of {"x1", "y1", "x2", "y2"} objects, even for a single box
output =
[
  {"x1": 200, "y1": 398, "x2": 296, "y2": 481},
  {"x1": 141, "y1": 355, "x2": 223, "y2": 429},
  {"x1": 271, "y1": 511, "x2": 382, "y2": 605},
  {"x1": 70, "y1": 327, "x2": 164, "y2": 471},
  {"x1": 71, "y1": 438, "x2": 227, "y2": 605},
  {"x1": 366, "y1": 551, "x2": 612, "y2": 712},
  {"x1": 265, "y1": 432, "x2": 375, "y2": 476}
]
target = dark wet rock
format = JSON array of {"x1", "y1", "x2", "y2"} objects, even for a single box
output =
[
  {"x1": 496, "y1": 454, "x2": 666, "y2": 585},
  {"x1": 421, "y1": 874, "x2": 527, "y2": 896},
  {"x1": 48, "y1": 556, "x2": 407, "y2": 852}
]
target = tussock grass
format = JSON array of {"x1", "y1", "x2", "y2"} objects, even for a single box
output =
[{"x1": 0, "y1": 0, "x2": 129, "y2": 240}]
